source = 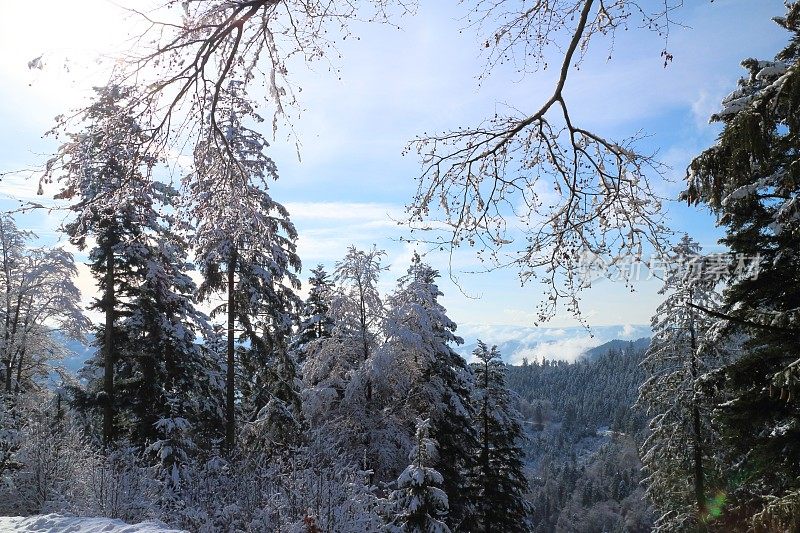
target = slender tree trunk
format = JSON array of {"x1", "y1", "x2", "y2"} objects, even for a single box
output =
[
  {"x1": 102, "y1": 250, "x2": 115, "y2": 445},
  {"x1": 4, "y1": 298, "x2": 21, "y2": 393},
  {"x1": 225, "y1": 250, "x2": 237, "y2": 452},
  {"x1": 13, "y1": 347, "x2": 25, "y2": 394},
  {"x1": 13, "y1": 313, "x2": 30, "y2": 394},
  {"x1": 688, "y1": 304, "x2": 707, "y2": 523},
  {"x1": 2, "y1": 226, "x2": 13, "y2": 393},
  {"x1": 357, "y1": 281, "x2": 371, "y2": 401},
  {"x1": 3, "y1": 356, "x2": 10, "y2": 393}
]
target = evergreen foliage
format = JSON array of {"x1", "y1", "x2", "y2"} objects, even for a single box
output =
[
  {"x1": 637, "y1": 235, "x2": 730, "y2": 531},
  {"x1": 45, "y1": 85, "x2": 221, "y2": 456},
  {"x1": 294, "y1": 265, "x2": 335, "y2": 360},
  {"x1": 384, "y1": 253, "x2": 478, "y2": 528},
  {"x1": 186, "y1": 82, "x2": 302, "y2": 453},
  {"x1": 388, "y1": 418, "x2": 451, "y2": 533},
  {"x1": 470, "y1": 341, "x2": 530, "y2": 532},
  {"x1": 684, "y1": 4, "x2": 800, "y2": 527}
]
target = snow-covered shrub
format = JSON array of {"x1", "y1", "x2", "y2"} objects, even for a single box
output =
[
  {"x1": 82, "y1": 443, "x2": 155, "y2": 522},
  {"x1": 0, "y1": 392, "x2": 93, "y2": 516}
]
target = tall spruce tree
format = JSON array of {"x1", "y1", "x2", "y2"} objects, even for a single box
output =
[
  {"x1": 683, "y1": 4, "x2": 800, "y2": 528},
  {"x1": 637, "y1": 236, "x2": 729, "y2": 531},
  {"x1": 470, "y1": 341, "x2": 530, "y2": 533},
  {"x1": 45, "y1": 85, "x2": 221, "y2": 452},
  {"x1": 186, "y1": 82, "x2": 301, "y2": 453},
  {"x1": 44, "y1": 84, "x2": 148, "y2": 444},
  {"x1": 293, "y1": 265, "x2": 334, "y2": 363}
]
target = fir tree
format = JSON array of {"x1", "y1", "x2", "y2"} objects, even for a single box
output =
[
  {"x1": 684, "y1": 5, "x2": 800, "y2": 528},
  {"x1": 45, "y1": 84, "x2": 157, "y2": 444},
  {"x1": 388, "y1": 418, "x2": 451, "y2": 533},
  {"x1": 470, "y1": 341, "x2": 530, "y2": 533},
  {"x1": 384, "y1": 253, "x2": 478, "y2": 528},
  {"x1": 294, "y1": 265, "x2": 334, "y2": 360},
  {"x1": 292, "y1": 264, "x2": 334, "y2": 392},
  {"x1": 45, "y1": 85, "x2": 221, "y2": 453}
]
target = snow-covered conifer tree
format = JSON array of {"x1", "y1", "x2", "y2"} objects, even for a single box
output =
[
  {"x1": 683, "y1": 6, "x2": 800, "y2": 528},
  {"x1": 637, "y1": 235, "x2": 729, "y2": 530},
  {"x1": 44, "y1": 84, "x2": 155, "y2": 444},
  {"x1": 387, "y1": 418, "x2": 451, "y2": 533},
  {"x1": 45, "y1": 85, "x2": 221, "y2": 453},
  {"x1": 470, "y1": 341, "x2": 530, "y2": 532},
  {"x1": 293, "y1": 265, "x2": 334, "y2": 363},
  {"x1": 383, "y1": 253, "x2": 478, "y2": 528},
  {"x1": 186, "y1": 82, "x2": 301, "y2": 452}
]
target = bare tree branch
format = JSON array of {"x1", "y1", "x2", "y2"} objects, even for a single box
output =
[
  {"x1": 406, "y1": 0, "x2": 681, "y2": 322},
  {"x1": 112, "y1": 0, "x2": 409, "y2": 160}
]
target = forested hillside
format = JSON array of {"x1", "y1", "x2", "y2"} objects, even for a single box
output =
[{"x1": 507, "y1": 341, "x2": 654, "y2": 532}]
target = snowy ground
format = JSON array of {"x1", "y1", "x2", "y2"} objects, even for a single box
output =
[{"x1": 0, "y1": 514, "x2": 185, "y2": 532}]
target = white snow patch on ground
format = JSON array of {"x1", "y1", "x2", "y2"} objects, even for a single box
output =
[{"x1": 0, "y1": 514, "x2": 185, "y2": 532}]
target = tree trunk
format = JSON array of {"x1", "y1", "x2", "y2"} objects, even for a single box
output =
[
  {"x1": 4, "y1": 298, "x2": 21, "y2": 393},
  {"x1": 358, "y1": 281, "x2": 371, "y2": 401},
  {"x1": 102, "y1": 250, "x2": 115, "y2": 445},
  {"x1": 225, "y1": 250, "x2": 237, "y2": 453},
  {"x1": 2, "y1": 226, "x2": 13, "y2": 393},
  {"x1": 13, "y1": 346, "x2": 25, "y2": 394},
  {"x1": 688, "y1": 304, "x2": 707, "y2": 523},
  {"x1": 13, "y1": 312, "x2": 30, "y2": 394}
]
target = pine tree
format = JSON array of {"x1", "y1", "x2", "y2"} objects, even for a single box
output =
[
  {"x1": 637, "y1": 235, "x2": 729, "y2": 531},
  {"x1": 388, "y1": 418, "x2": 451, "y2": 533},
  {"x1": 470, "y1": 341, "x2": 530, "y2": 533},
  {"x1": 683, "y1": 5, "x2": 800, "y2": 527},
  {"x1": 187, "y1": 82, "x2": 301, "y2": 452}
]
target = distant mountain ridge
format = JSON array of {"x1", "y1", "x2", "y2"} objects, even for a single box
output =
[
  {"x1": 456, "y1": 323, "x2": 651, "y2": 364},
  {"x1": 582, "y1": 337, "x2": 651, "y2": 361}
]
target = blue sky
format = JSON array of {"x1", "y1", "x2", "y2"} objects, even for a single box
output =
[{"x1": 0, "y1": 0, "x2": 790, "y2": 338}]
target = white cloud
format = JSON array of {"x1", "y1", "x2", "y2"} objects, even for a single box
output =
[
  {"x1": 511, "y1": 336, "x2": 600, "y2": 365},
  {"x1": 458, "y1": 322, "x2": 651, "y2": 364}
]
